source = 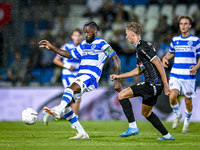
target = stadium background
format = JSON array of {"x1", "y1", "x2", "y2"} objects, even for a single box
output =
[{"x1": 0, "y1": 0, "x2": 200, "y2": 122}]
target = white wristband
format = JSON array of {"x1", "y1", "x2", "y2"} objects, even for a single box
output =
[{"x1": 63, "y1": 63, "x2": 71, "y2": 69}]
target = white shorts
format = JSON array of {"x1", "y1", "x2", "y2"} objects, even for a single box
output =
[
  {"x1": 169, "y1": 77, "x2": 196, "y2": 98},
  {"x1": 62, "y1": 76, "x2": 75, "y2": 88},
  {"x1": 72, "y1": 75, "x2": 96, "y2": 102}
]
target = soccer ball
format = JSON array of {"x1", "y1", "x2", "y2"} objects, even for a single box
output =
[{"x1": 21, "y1": 108, "x2": 38, "y2": 125}]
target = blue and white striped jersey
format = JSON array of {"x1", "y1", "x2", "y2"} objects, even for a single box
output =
[
  {"x1": 70, "y1": 37, "x2": 116, "y2": 88},
  {"x1": 58, "y1": 41, "x2": 81, "y2": 80},
  {"x1": 169, "y1": 34, "x2": 200, "y2": 80}
]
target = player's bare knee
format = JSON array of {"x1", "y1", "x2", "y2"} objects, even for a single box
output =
[
  {"x1": 169, "y1": 94, "x2": 177, "y2": 104},
  {"x1": 142, "y1": 111, "x2": 149, "y2": 118},
  {"x1": 118, "y1": 92, "x2": 126, "y2": 100},
  {"x1": 185, "y1": 98, "x2": 192, "y2": 106}
]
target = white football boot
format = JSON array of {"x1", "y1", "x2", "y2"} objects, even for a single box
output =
[
  {"x1": 182, "y1": 124, "x2": 189, "y2": 133},
  {"x1": 172, "y1": 113, "x2": 182, "y2": 129},
  {"x1": 69, "y1": 133, "x2": 89, "y2": 139},
  {"x1": 43, "y1": 107, "x2": 60, "y2": 121},
  {"x1": 43, "y1": 110, "x2": 50, "y2": 126}
]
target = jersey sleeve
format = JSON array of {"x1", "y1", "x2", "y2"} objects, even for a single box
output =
[
  {"x1": 196, "y1": 38, "x2": 200, "y2": 55},
  {"x1": 169, "y1": 39, "x2": 175, "y2": 53},
  {"x1": 70, "y1": 44, "x2": 83, "y2": 59},
  {"x1": 139, "y1": 43, "x2": 158, "y2": 62},
  {"x1": 100, "y1": 41, "x2": 116, "y2": 58}
]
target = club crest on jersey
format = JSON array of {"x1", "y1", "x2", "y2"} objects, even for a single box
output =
[
  {"x1": 91, "y1": 44, "x2": 96, "y2": 49},
  {"x1": 76, "y1": 79, "x2": 81, "y2": 82},
  {"x1": 187, "y1": 41, "x2": 193, "y2": 46}
]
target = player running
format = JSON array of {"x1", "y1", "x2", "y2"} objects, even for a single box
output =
[
  {"x1": 110, "y1": 22, "x2": 175, "y2": 140},
  {"x1": 162, "y1": 16, "x2": 200, "y2": 133}
]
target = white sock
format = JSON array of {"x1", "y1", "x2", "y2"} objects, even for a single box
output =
[
  {"x1": 163, "y1": 133, "x2": 171, "y2": 139},
  {"x1": 184, "y1": 108, "x2": 192, "y2": 126},
  {"x1": 129, "y1": 121, "x2": 137, "y2": 128},
  {"x1": 171, "y1": 102, "x2": 181, "y2": 117},
  {"x1": 56, "y1": 88, "x2": 74, "y2": 113},
  {"x1": 57, "y1": 101, "x2": 68, "y2": 113},
  {"x1": 73, "y1": 121, "x2": 87, "y2": 135},
  {"x1": 63, "y1": 107, "x2": 86, "y2": 135}
]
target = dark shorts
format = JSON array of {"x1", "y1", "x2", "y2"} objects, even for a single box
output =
[{"x1": 130, "y1": 82, "x2": 163, "y2": 106}]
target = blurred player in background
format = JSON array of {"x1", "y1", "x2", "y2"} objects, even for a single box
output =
[
  {"x1": 162, "y1": 16, "x2": 200, "y2": 133},
  {"x1": 43, "y1": 28, "x2": 83, "y2": 127},
  {"x1": 110, "y1": 22, "x2": 174, "y2": 140},
  {"x1": 39, "y1": 21, "x2": 122, "y2": 139}
]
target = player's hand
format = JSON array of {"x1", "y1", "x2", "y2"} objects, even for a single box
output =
[
  {"x1": 164, "y1": 83, "x2": 170, "y2": 96},
  {"x1": 189, "y1": 65, "x2": 197, "y2": 74},
  {"x1": 39, "y1": 40, "x2": 52, "y2": 49},
  {"x1": 114, "y1": 81, "x2": 122, "y2": 92},
  {"x1": 162, "y1": 57, "x2": 169, "y2": 68},
  {"x1": 69, "y1": 65, "x2": 75, "y2": 71},
  {"x1": 110, "y1": 74, "x2": 121, "y2": 81}
]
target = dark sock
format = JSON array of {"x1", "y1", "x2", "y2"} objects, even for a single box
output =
[
  {"x1": 146, "y1": 112, "x2": 168, "y2": 135},
  {"x1": 119, "y1": 98, "x2": 135, "y2": 123}
]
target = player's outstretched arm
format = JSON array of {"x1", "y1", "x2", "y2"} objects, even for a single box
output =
[
  {"x1": 110, "y1": 66, "x2": 142, "y2": 81},
  {"x1": 39, "y1": 40, "x2": 72, "y2": 59},
  {"x1": 162, "y1": 52, "x2": 175, "y2": 68}
]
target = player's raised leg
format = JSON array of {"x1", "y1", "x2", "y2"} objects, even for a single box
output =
[{"x1": 44, "y1": 83, "x2": 79, "y2": 120}]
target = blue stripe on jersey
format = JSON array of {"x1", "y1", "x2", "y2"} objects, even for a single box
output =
[
  {"x1": 173, "y1": 63, "x2": 196, "y2": 69},
  {"x1": 79, "y1": 65, "x2": 101, "y2": 76},
  {"x1": 76, "y1": 73, "x2": 98, "y2": 88},
  {"x1": 172, "y1": 40, "x2": 193, "y2": 46},
  {"x1": 62, "y1": 74, "x2": 76, "y2": 79},
  {"x1": 175, "y1": 52, "x2": 195, "y2": 57},
  {"x1": 170, "y1": 73, "x2": 196, "y2": 79},
  {"x1": 81, "y1": 54, "x2": 98, "y2": 60},
  {"x1": 70, "y1": 48, "x2": 81, "y2": 59},
  {"x1": 66, "y1": 59, "x2": 80, "y2": 63}
]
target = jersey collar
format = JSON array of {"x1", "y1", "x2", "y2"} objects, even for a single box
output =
[{"x1": 135, "y1": 38, "x2": 142, "y2": 47}]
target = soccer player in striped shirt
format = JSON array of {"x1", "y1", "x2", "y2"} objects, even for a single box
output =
[
  {"x1": 162, "y1": 16, "x2": 200, "y2": 133},
  {"x1": 43, "y1": 28, "x2": 83, "y2": 127},
  {"x1": 39, "y1": 21, "x2": 122, "y2": 139}
]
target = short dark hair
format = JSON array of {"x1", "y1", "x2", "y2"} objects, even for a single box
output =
[
  {"x1": 126, "y1": 22, "x2": 142, "y2": 36},
  {"x1": 72, "y1": 28, "x2": 82, "y2": 35},
  {"x1": 84, "y1": 21, "x2": 100, "y2": 31},
  {"x1": 179, "y1": 16, "x2": 193, "y2": 25}
]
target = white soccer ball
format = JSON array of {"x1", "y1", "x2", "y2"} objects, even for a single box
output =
[{"x1": 21, "y1": 108, "x2": 38, "y2": 125}]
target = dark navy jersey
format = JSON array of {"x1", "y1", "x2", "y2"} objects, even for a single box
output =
[{"x1": 136, "y1": 39, "x2": 162, "y2": 85}]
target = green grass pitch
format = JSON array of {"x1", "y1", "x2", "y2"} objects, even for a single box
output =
[{"x1": 0, "y1": 120, "x2": 200, "y2": 150}]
